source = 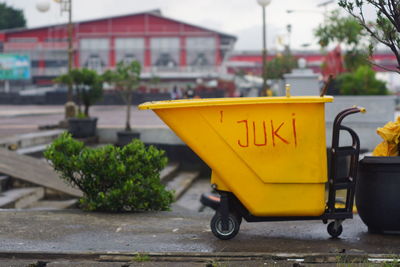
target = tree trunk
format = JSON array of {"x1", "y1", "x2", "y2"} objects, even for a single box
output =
[
  {"x1": 84, "y1": 104, "x2": 89, "y2": 117},
  {"x1": 125, "y1": 91, "x2": 132, "y2": 131},
  {"x1": 82, "y1": 90, "x2": 90, "y2": 117},
  {"x1": 76, "y1": 86, "x2": 82, "y2": 115}
]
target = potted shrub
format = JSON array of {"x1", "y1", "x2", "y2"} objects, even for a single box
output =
[
  {"x1": 44, "y1": 132, "x2": 174, "y2": 212},
  {"x1": 56, "y1": 68, "x2": 103, "y2": 138},
  {"x1": 103, "y1": 60, "x2": 141, "y2": 146},
  {"x1": 356, "y1": 117, "x2": 400, "y2": 233}
]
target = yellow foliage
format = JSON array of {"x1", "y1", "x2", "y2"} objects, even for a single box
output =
[{"x1": 372, "y1": 116, "x2": 400, "y2": 156}]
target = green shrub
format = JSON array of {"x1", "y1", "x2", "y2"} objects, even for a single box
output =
[
  {"x1": 44, "y1": 133, "x2": 173, "y2": 212},
  {"x1": 336, "y1": 65, "x2": 388, "y2": 95}
]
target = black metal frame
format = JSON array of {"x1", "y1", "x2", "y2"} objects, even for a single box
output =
[{"x1": 214, "y1": 107, "x2": 363, "y2": 226}]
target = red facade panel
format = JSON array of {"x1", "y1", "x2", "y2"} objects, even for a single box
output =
[
  {"x1": 144, "y1": 37, "x2": 151, "y2": 67},
  {"x1": 147, "y1": 16, "x2": 181, "y2": 33},
  {"x1": 215, "y1": 35, "x2": 221, "y2": 65},
  {"x1": 110, "y1": 36, "x2": 115, "y2": 66},
  {"x1": 74, "y1": 48, "x2": 79, "y2": 68},
  {"x1": 78, "y1": 19, "x2": 111, "y2": 35},
  {"x1": 6, "y1": 28, "x2": 49, "y2": 42},
  {"x1": 180, "y1": 36, "x2": 186, "y2": 66},
  {"x1": 182, "y1": 24, "x2": 210, "y2": 34},
  {"x1": 110, "y1": 15, "x2": 146, "y2": 34}
]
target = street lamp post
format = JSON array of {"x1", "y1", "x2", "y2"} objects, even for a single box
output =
[
  {"x1": 55, "y1": 0, "x2": 74, "y2": 103},
  {"x1": 37, "y1": 0, "x2": 75, "y2": 119},
  {"x1": 61, "y1": 0, "x2": 74, "y2": 106},
  {"x1": 257, "y1": 0, "x2": 271, "y2": 96}
]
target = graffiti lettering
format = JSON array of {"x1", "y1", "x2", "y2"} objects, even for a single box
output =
[
  {"x1": 236, "y1": 115, "x2": 298, "y2": 148},
  {"x1": 253, "y1": 121, "x2": 267, "y2": 146},
  {"x1": 237, "y1": 120, "x2": 249, "y2": 147},
  {"x1": 271, "y1": 121, "x2": 289, "y2": 146},
  {"x1": 292, "y1": 113, "x2": 297, "y2": 147}
]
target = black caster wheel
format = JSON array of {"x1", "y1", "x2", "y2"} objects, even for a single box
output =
[
  {"x1": 327, "y1": 221, "x2": 343, "y2": 238},
  {"x1": 236, "y1": 214, "x2": 243, "y2": 225},
  {"x1": 210, "y1": 212, "x2": 240, "y2": 240}
]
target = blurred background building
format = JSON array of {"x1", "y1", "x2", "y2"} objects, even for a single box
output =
[
  {"x1": 0, "y1": 8, "x2": 399, "y2": 100},
  {"x1": 0, "y1": 9, "x2": 236, "y2": 91}
]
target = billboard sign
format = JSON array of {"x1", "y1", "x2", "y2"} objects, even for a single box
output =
[{"x1": 0, "y1": 54, "x2": 31, "y2": 80}]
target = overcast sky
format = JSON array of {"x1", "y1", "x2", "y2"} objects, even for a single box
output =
[{"x1": 2, "y1": 0, "x2": 340, "y2": 51}]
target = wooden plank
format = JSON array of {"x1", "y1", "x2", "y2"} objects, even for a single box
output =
[{"x1": 0, "y1": 148, "x2": 82, "y2": 197}]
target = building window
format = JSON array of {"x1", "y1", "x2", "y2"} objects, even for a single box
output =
[
  {"x1": 45, "y1": 38, "x2": 68, "y2": 42},
  {"x1": 80, "y1": 38, "x2": 109, "y2": 73},
  {"x1": 43, "y1": 50, "x2": 67, "y2": 62},
  {"x1": 33, "y1": 50, "x2": 69, "y2": 72},
  {"x1": 31, "y1": 60, "x2": 40, "y2": 67},
  {"x1": 8, "y1": 37, "x2": 38, "y2": 43},
  {"x1": 186, "y1": 37, "x2": 215, "y2": 67},
  {"x1": 115, "y1": 38, "x2": 144, "y2": 65},
  {"x1": 45, "y1": 60, "x2": 68, "y2": 67},
  {"x1": 150, "y1": 37, "x2": 179, "y2": 68}
]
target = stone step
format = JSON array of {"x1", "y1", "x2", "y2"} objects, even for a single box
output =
[
  {"x1": 16, "y1": 144, "x2": 48, "y2": 158},
  {"x1": 0, "y1": 129, "x2": 63, "y2": 150},
  {"x1": 27, "y1": 199, "x2": 78, "y2": 210},
  {"x1": 0, "y1": 175, "x2": 10, "y2": 192},
  {"x1": 175, "y1": 177, "x2": 214, "y2": 213},
  {"x1": 166, "y1": 171, "x2": 200, "y2": 200},
  {"x1": 0, "y1": 187, "x2": 45, "y2": 209},
  {"x1": 160, "y1": 162, "x2": 180, "y2": 184}
]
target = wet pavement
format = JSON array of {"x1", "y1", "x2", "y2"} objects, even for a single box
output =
[{"x1": 0, "y1": 206, "x2": 399, "y2": 256}]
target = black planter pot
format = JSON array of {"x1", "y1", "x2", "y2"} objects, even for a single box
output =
[
  {"x1": 68, "y1": 117, "x2": 98, "y2": 138},
  {"x1": 356, "y1": 156, "x2": 400, "y2": 234},
  {"x1": 117, "y1": 130, "x2": 140, "y2": 146}
]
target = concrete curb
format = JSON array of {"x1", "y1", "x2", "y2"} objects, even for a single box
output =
[{"x1": 0, "y1": 251, "x2": 397, "y2": 264}]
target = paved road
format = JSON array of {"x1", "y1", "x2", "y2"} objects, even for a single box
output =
[{"x1": 0, "y1": 105, "x2": 164, "y2": 138}]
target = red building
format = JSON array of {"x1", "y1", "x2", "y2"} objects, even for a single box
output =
[
  {"x1": 1, "y1": 9, "x2": 398, "y2": 93},
  {"x1": 0, "y1": 9, "x2": 237, "y2": 90}
]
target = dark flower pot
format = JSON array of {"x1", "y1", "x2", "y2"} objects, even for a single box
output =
[
  {"x1": 68, "y1": 117, "x2": 98, "y2": 138},
  {"x1": 117, "y1": 130, "x2": 140, "y2": 146},
  {"x1": 356, "y1": 156, "x2": 400, "y2": 234}
]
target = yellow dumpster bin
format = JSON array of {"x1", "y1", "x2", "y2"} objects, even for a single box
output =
[{"x1": 139, "y1": 96, "x2": 364, "y2": 240}]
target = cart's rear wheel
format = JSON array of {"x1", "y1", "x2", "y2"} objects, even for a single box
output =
[
  {"x1": 210, "y1": 212, "x2": 240, "y2": 240},
  {"x1": 327, "y1": 221, "x2": 343, "y2": 238}
]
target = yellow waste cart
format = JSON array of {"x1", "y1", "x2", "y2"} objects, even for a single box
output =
[{"x1": 139, "y1": 96, "x2": 364, "y2": 240}]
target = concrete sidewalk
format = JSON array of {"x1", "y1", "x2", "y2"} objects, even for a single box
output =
[
  {"x1": 0, "y1": 105, "x2": 164, "y2": 138},
  {"x1": 0, "y1": 107, "x2": 63, "y2": 118},
  {"x1": 0, "y1": 205, "x2": 399, "y2": 265}
]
